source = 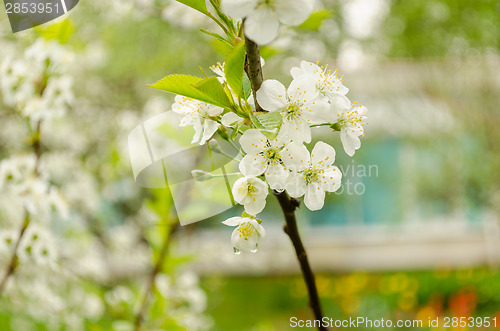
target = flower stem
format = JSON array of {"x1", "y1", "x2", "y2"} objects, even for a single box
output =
[{"x1": 274, "y1": 191, "x2": 327, "y2": 330}]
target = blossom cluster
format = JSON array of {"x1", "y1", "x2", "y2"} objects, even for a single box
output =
[
  {"x1": 0, "y1": 34, "x2": 212, "y2": 330},
  {"x1": 171, "y1": 60, "x2": 368, "y2": 253},
  {"x1": 0, "y1": 39, "x2": 74, "y2": 125}
]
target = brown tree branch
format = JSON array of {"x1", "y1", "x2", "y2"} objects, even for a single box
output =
[
  {"x1": 0, "y1": 120, "x2": 42, "y2": 297},
  {"x1": 243, "y1": 27, "x2": 327, "y2": 329},
  {"x1": 134, "y1": 222, "x2": 178, "y2": 331},
  {"x1": 274, "y1": 191, "x2": 327, "y2": 330},
  {"x1": 244, "y1": 35, "x2": 265, "y2": 112},
  {"x1": 0, "y1": 214, "x2": 29, "y2": 296}
]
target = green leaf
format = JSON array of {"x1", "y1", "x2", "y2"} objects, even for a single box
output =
[
  {"x1": 299, "y1": 10, "x2": 332, "y2": 31},
  {"x1": 255, "y1": 111, "x2": 282, "y2": 130},
  {"x1": 248, "y1": 111, "x2": 264, "y2": 129},
  {"x1": 224, "y1": 41, "x2": 246, "y2": 99},
  {"x1": 35, "y1": 19, "x2": 74, "y2": 44},
  {"x1": 193, "y1": 77, "x2": 233, "y2": 108},
  {"x1": 242, "y1": 74, "x2": 252, "y2": 100},
  {"x1": 176, "y1": 0, "x2": 209, "y2": 15},
  {"x1": 200, "y1": 29, "x2": 232, "y2": 46},
  {"x1": 148, "y1": 74, "x2": 230, "y2": 108},
  {"x1": 211, "y1": 38, "x2": 233, "y2": 56}
]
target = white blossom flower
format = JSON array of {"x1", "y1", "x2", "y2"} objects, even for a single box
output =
[
  {"x1": 238, "y1": 129, "x2": 290, "y2": 191},
  {"x1": 281, "y1": 141, "x2": 342, "y2": 211},
  {"x1": 232, "y1": 176, "x2": 268, "y2": 215},
  {"x1": 222, "y1": 216, "x2": 265, "y2": 253},
  {"x1": 291, "y1": 61, "x2": 349, "y2": 99},
  {"x1": 172, "y1": 95, "x2": 223, "y2": 145},
  {"x1": 22, "y1": 75, "x2": 74, "y2": 122},
  {"x1": 222, "y1": 0, "x2": 313, "y2": 45},
  {"x1": 256, "y1": 78, "x2": 331, "y2": 143},
  {"x1": 330, "y1": 96, "x2": 368, "y2": 156}
]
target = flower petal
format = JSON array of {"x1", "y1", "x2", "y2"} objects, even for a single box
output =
[
  {"x1": 239, "y1": 129, "x2": 268, "y2": 154},
  {"x1": 256, "y1": 79, "x2": 287, "y2": 112},
  {"x1": 280, "y1": 142, "x2": 310, "y2": 172},
  {"x1": 221, "y1": 112, "x2": 242, "y2": 126},
  {"x1": 279, "y1": 119, "x2": 311, "y2": 144},
  {"x1": 191, "y1": 121, "x2": 202, "y2": 144},
  {"x1": 222, "y1": 216, "x2": 243, "y2": 226},
  {"x1": 200, "y1": 119, "x2": 218, "y2": 145},
  {"x1": 330, "y1": 95, "x2": 351, "y2": 117},
  {"x1": 232, "y1": 177, "x2": 249, "y2": 203},
  {"x1": 311, "y1": 141, "x2": 336, "y2": 168},
  {"x1": 244, "y1": 9, "x2": 279, "y2": 45},
  {"x1": 340, "y1": 128, "x2": 362, "y2": 156},
  {"x1": 285, "y1": 171, "x2": 306, "y2": 198},
  {"x1": 206, "y1": 104, "x2": 223, "y2": 117},
  {"x1": 222, "y1": 0, "x2": 257, "y2": 19},
  {"x1": 287, "y1": 75, "x2": 319, "y2": 104},
  {"x1": 302, "y1": 99, "x2": 333, "y2": 124},
  {"x1": 240, "y1": 154, "x2": 267, "y2": 176},
  {"x1": 320, "y1": 167, "x2": 342, "y2": 192},
  {"x1": 244, "y1": 197, "x2": 266, "y2": 215},
  {"x1": 304, "y1": 183, "x2": 326, "y2": 211},
  {"x1": 275, "y1": 0, "x2": 313, "y2": 26},
  {"x1": 265, "y1": 163, "x2": 288, "y2": 191}
]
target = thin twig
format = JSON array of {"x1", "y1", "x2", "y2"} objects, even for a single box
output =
[
  {"x1": 134, "y1": 222, "x2": 178, "y2": 331},
  {"x1": 0, "y1": 120, "x2": 43, "y2": 296},
  {"x1": 0, "y1": 214, "x2": 30, "y2": 296},
  {"x1": 274, "y1": 191, "x2": 327, "y2": 330}
]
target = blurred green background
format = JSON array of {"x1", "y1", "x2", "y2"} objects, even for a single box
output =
[{"x1": 1, "y1": 0, "x2": 500, "y2": 330}]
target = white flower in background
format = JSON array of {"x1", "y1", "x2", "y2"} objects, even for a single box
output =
[
  {"x1": 330, "y1": 96, "x2": 368, "y2": 156},
  {"x1": 222, "y1": 216, "x2": 265, "y2": 253},
  {"x1": 238, "y1": 129, "x2": 289, "y2": 191},
  {"x1": 22, "y1": 75, "x2": 74, "y2": 122},
  {"x1": 0, "y1": 155, "x2": 68, "y2": 219},
  {"x1": 281, "y1": 141, "x2": 342, "y2": 211},
  {"x1": 291, "y1": 61, "x2": 349, "y2": 99},
  {"x1": 0, "y1": 229, "x2": 18, "y2": 257},
  {"x1": 256, "y1": 78, "x2": 331, "y2": 143},
  {"x1": 18, "y1": 225, "x2": 58, "y2": 266},
  {"x1": 172, "y1": 95, "x2": 223, "y2": 145},
  {"x1": 222, "y1": 0, "x2": 313, "y2": 44},
  {"x1": 24, "y1": 39, "x2": 70, "y2": 67},
  {"x1": 161, "y1": 0, "x2": 210, "y2": 28},
  {"x1": 232, "y1": 176, "x2": 268, "y2": 215}
]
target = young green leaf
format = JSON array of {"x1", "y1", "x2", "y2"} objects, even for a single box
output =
[
  {"x1": 224, "y1": 41, "x2": 246, "y2": 99},
  {"x1": 148, "y1": 74, "x2": 228, "y2": 108},
  {"x1": 176, "y1": 0, "x2": 209, "y2": 16},
  {"x1": 193, "y1": 77, "x2": 233, "y2": 109},
  {"x1": 299, "y1": 10, "x2": 332, "y2": 31},
  {"x1": 242, "y1": 74, "x2": 252, "y2": 101},
  {"x1": 255, "y1": 111, "x2": 282, "y2": 130},
  {"x1": 200, "y1": 29, "x2": 232, "y2": 46},
  {"x1": 248, "y1": 111, "x2": 265, "y2": 129}
]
